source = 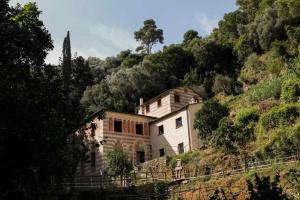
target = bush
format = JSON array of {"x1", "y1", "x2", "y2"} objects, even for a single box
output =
[
  {"x1": 235, "y1": 107, "x2": 259, "y2": 127},
  {"x1": 260, "y1": 124, "x2": 300, "y2": 158},
  {"x1": 211, "y1": 117, "x2": 254, "y2": 154},
  {"x1": 212, "y1": 74, "x2": 234, "y2": 95},
  {"x1": 194, "y1": 100, "x2": 229, "y2": 142},
  {"x1": 246, "y1": 73, "x2": 294, "y2": 102},
  {"x1": 265, "y1": 53, "x2": 286, "y2": 75},
  {"x1": 167, "y1": 151, "x2": 200, "y2": 169},
  {"x1": 239, "y1": 53, "x2": 266, "y2": 84},
  {"x1": 153, "y1": 181, "x2": 168, "y2": 200},
  {"x1": 281, "y1": 79, "x2": 300, "y2": 103},
  {"x1": 258, "y1": 103, "x2": 300, "y2": 133},
  {"x1": 246, "y1": 174, "x2": 291, "y2": 200}
]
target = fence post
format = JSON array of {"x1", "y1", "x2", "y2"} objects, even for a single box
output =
[{"x1": 146, "y1": 172, "x2": 148, "y2": 183}]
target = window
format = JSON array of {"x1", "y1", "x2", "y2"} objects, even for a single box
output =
[
  {"x1": 175, "y1": 94, "x2": 180, "y2": 103},
  {"x1": 136, "y1": 151, "x2": 145, "y2": 164},
  {"x1": 158, "y1": 125, "x2": 164, "y2": 135},
  {"x1": 91, "y1": 152, "x2": 96, "y2": 169},
  {"x1": 178, "y1": 143, "x2": 184, "y2": 154},
  {"x1": 159, "y1": 148, "x2": 165, "y2": 157},
  {"x1": 176, "y1": 117, "x2": 183, "y2": 128},
  {"x1": 157, "y1": 98, "x2": 162, "y2": 107},
  {"x1": 136, "y1": 123, "x2": 143, "y2": 135},
  {"x1": 114, "y1": 119, "x2": 122, "y2": 132},
  {"x1": 146, "y1": 105, "x2": 150, "y2": 112}
]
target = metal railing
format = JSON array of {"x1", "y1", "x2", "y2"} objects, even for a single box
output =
[{"x1": 62, "y1": 154, "x2": 300, "y2": 190}]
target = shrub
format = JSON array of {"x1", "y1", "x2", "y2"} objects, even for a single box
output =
[
  {"x1": 194, "y1": 100, "x2": 229, "y2": 142},
  {"x1": 265, "y1": 53, "x2": 286, "y2": 75},
  {"x1": 261, "y1": 125, "x2": 300, "y2": 158},
  {"x1": 211, "y1": 117, "x2": 254, "y2": 154},
  {"x1": 107, "y1": 148, "x2": 133, "y2": 187},
  {"x1": 258, "y1": 103, "x2": 300, "y2": 133},
  {"x1": 167, "y1": 151, "x2": 200, "y2": 168},
  {"x1": 246, "y1": 73, "x2": 294, "y2": 102},
  {"x1": 280, "y1": 79, "x2": 300, "y2": 103},
  {"x1": 212, "y1": 74, "x2": 234, "y2": 95},
  {"x1": 153, "y1": 181, "x2": 168, "y2": 200},
  {"x1": 246, "y1": 174, "x2": 291, "y2": 200},
  {"x1": 235, "y1": 107, "x2": 259, "y2": 127},
  {"x1": 239, "y1": 53, "x2": 266, "y2": 84}
]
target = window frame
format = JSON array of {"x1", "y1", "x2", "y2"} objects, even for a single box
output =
[
  {"x1": 158, "y1": 125, "x2": 164, "y2": 135},
  {"x1": 114, "y1": 119, "x2": 123, "y2": 132},
  {"x1": 135, "y1": 123, "x2": 143, "y2": 135},
  {"x1": 146, "y1": 104, "x2": 150, "y2": 113},
  {"x1": 174, "y1": 94, "x2": 180, "y2": 103},
  {"x1": 175, "y1": 117, "x2": 183, "y2": 128},
  {"x1": 157, "y1": 98, "x2": 162, "y2": 107},
  {"x1": 159, "y1": 148, "x2": 165, "y2": 157},
  {"x1": 178, "y1": 143, "x2": 184, "y2": 154}
]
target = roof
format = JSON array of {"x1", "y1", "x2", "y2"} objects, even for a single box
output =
[
  {"x1": 149, "y1": 102, "x2": 202, "y2": 124},
  {"x1": 139, "y1": 87, "x2": 201, "y2": 107},
  {"x1": 105, "y1": 110, "x2": 157, "y2": 119}
]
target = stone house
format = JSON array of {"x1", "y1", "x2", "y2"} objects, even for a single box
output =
[{"x1": 79, "y1": 87, "x2": 203, "y2": 176}]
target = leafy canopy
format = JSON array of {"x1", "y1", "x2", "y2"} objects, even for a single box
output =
[{"x1": 134, "y1": 19, "x2": 163, "y2": 55}]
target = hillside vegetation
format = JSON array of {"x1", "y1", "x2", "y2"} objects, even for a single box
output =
[{"x1": 80, "y1": 0, "x2": 300, "y2": 197}]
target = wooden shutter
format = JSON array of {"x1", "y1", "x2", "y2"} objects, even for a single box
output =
[
  {"x1": 144, "y1": 122, "x2": 149, "y2": 136},
  {"x1": 127, "y1": 120, "x2": 130, "y2": 133},
  {"x1": 108, "y1": 118, "x2": 113, "y2": 132},
  {"x1": 123, "y1": 120, "x2": 126, "y2": 133}
]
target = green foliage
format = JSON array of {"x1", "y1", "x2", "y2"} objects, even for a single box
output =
[
  {"x1": 0, "y1": 2, "x2": 87, "y2": 198},
  {"x1": 246, "y1": 174, "x2": 291, "y2": 200},
  {"x1": 281, "y1": 79, "x2": 300, "y2": 103},
  {"x1": 167, "y1": 151, "x2": 200, "y2": 169},
  {"x1": 194, "y1": 100, "x2": 229, "y2": 142},
  {"x1": 260, "y1": 124, "x2": 300, "y2": 157},
  {"x1": 286, "y1": 169, "x2": 300, "y2": 197},
  {"x1": 107, "y1": 148, "x2": 133, "y2": 185},
  {"x1": 182, "y1": 30, "x2": 200, "y2": 47},
  {"x1": 211, "y1": 117, "x2": 254, "y2": 153},
  {"x1": 245, "y1": 74, "x2": 294, "y2": 102},
  {"x1": 82, "y1": 44, "x2": 194, "y2": 113},
  {"x1": 239, "y1": 53, "x2": 266, "y2": 84},
  {"x1": 258, "y1": 103, "x2": 300, "y2": 133},
  {"x1": 235, "y1": 107, "x2": 259, "y2": 127},
  {"x1": 153, "y1": 181, "x2": 168, "y2": 200},
  {"x1": 265, "y1": 52, "x2": 286, "y2": 75},
  {"x1": 212, "y1": 74, "x2": 238, "y2": 95},
  {"x1": 134, "y1": 19, "x2": 164, "y2": 55},
  {"x1": 212, "y1": 10, "x2": 247, "y2": 47}
]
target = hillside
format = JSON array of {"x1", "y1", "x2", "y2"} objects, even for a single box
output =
[
  {"x1": 2, "y1": 0, "x2": 299, "y2": 199},
  {"x1": 79, "y1": 0, "x2": 300, "y2": 198}
]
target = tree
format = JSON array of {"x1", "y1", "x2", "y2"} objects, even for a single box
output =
[
  {"x1": 107, "y1": 148, "x2": 133, "y2": 187},
  {"x1": 211, "y1": 117, "x2": 254, "y2": 154},
  {"x1": 280, "y1": 79, "x2": 300, "y2": 103},
  {"x1": 0, "y1": 2, "x2": 86, "y2": 198},
  {"x1": 183, "y1": 30, "x2": 200, "y2": 47},
  {"x1": 72, "y1": 56, "x2": 94, "y2": 98},
  {"x1": 134, "y1": 19, "x2": 164, "y2": 55},
  {"x1": 63, "y1": 31, "x2": 72, "y2": 97},
  {"x1": 246, "y1": 174, "x2": 291, "y2": 200},
  {"x1": 194, "y1": 100, "x2": 229, "y2": 145},
  {"x1": 212, "y1": 10, "x2": 247, "y2": 47}
]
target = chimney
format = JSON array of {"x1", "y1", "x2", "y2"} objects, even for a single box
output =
[
  {"x1": 139, "y1": 98, "x2": 144, "y2": 106},
  {"x1": 138, "y1": 98, "x2": 144, "y2": 115}
]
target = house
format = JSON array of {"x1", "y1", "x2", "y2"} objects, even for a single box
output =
[{"x1": 79, "y1": 87, "x2": 203, "y2": 176}]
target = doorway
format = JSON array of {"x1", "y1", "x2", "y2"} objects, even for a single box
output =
[{"x1": 136, "y1": 151, "x2": 145, "y2": 164}]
